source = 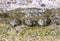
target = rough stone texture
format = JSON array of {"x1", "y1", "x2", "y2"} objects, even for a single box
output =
[
  {"x1": 0, "y1": 0, "x2": 60, "y2": 11},
  {"x1": 24, "y1": 19, "x2": 36, "y2": 26},
  {"x1": 37, "y1": 17, "x2": 51, "y2": 26},
  {"x1": 9, "y1": 19, "x2": 21, "y2": 26},
  {"x1": 15, "y1": 25, "x2": 25, "y2": 31},
  {"x1": 38, "y1": 19, "x2": 45, "y2": 26}
]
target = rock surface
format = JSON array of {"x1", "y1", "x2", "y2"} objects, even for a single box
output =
[
  {"x1": 9, "y1": 19, "x2": 21, "y2": 26},
  {"x1": 38, "y1": 17, "x2": 51, "y2": 26},
  {"x1": 38, "y1": 19, "x2": 48, "y2": 26},
  {"x1": 0, "y1": 0, "x2": 60, "y2": 11},
  {"x1": 24, "y1": 19, "x2": 36, "y2": 26}
]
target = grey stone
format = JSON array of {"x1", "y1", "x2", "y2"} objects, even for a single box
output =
[
  {"x1": 56, "y1": 21, "x2": 60, "y2": 25},
  {"x1": 38, "y1": 18, "x2": 51, "y2": 26},
  {"x1": 9, "y1": 19, "x2": 21, "y2": 26},
  {"x1": 38, "y1": 19, "x2": 46, "y2": 26},
  {"x1": 15, "y1": 25, "x2": 22, "y2": 31},
  {"x1": 15, "y1": 25, "x2": 24, "y2": 33},
  {"x1": 9, "y1": 19, "x2": 16, "y2": 26},
  {"x1": 55, "y1": 15, "x2": 60, "y2": 19},
  {"x1": 24, "y1": 19, "x2": 36, "y2": 26},
  {"x1": 54, "y1": 19, "x2": 60, "y2": 25}
]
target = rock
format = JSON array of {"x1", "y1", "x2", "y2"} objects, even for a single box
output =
[
  {"x1": 1, "y1": 0, "x2": 60, "y2": 11},
  {"x1": 55, "y1": 15, "x2": 60, "y2": 19},
  {"x1": 15, "y1": 25, "x2": 25, "y2": 33},
  {"x1": 54, "y1": 19, "x2": 60, "y2": 25},
  {"x1": 56, "y1": 21, "x2": 60, "y2": 25},
  {"x1": 9, "y1": 19, "x2": 17, "y2": 26},
  {"x1": 38, "y1": 19, "x2": 46, "y2": 26},
  {"x1": 53, "y1": 14, "x2": 60, "y2": 25},
  {"x1": 25, "y1": 9, "x2": 46, "y2": 17},
  {"x1": 38, "y1": 18, "x2": 51, "y2": 26},
  {"x1": 31, "y1": 9, "x2": 45, "y2": 17},
  {"x1": 9, "y1": 19, "x2": 21, "y2": 26},
  {"x1": 15, "y1": 25, "x2": 22, "y2": 31},
  {"x1": 24, "y1": 19, "x2": 36, "y2": 26}
]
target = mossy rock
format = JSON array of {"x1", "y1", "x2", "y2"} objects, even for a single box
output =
[{"x1": 38, "y1": 17, "x2": 51, "y2": 26}]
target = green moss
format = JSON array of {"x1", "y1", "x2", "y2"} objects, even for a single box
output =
[{"x1": 0, "y1": 23, "x2": 10, "y2": 35}]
